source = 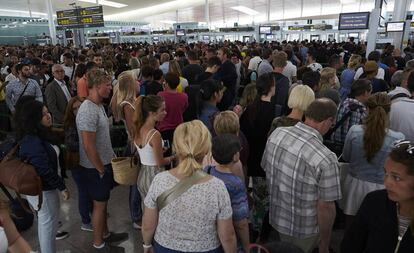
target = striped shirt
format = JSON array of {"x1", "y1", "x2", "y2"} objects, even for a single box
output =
[
  {"x1": 261, "y1": 122, "x2": 342, "y2": 238},
  {"x1": 5, "y1": 78, "x2": 43, "y2": 112}
]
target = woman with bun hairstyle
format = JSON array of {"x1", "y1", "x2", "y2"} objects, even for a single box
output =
[
  {"x1": 142, "y1": 120, "x2": 237, "y2": 253},
  {"x1": 133, "y1": 95, "x2": 175, "y2": 201},
  {"x1": 198, "y1": 79, "x2": 224, "y2": 130},
  {"x1": 341, "y1": 140, "x2": 414, "y2": 252}
]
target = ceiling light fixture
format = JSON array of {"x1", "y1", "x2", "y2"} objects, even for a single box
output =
[
  {"x1": 230, "y1": 6, "x2": 259, "y2": 16},
  {"x1": 105, "y1": 0, "x2": 204, "y2": 21},
  {"x1": 78, "y1": 0, "x2": 127, "y2": 8}
]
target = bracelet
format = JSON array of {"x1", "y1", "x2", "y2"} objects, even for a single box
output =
[{"x1": 143, "y1": 243, "x2": 152, "y2": 249}]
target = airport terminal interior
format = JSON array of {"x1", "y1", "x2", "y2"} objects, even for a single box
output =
[{"x1": 0, "y1": 0, "x2": 414, "y2": 253}]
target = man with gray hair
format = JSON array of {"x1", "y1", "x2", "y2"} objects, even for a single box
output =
[
  {"x1": 262, "y1": 98, "x2": 341, "y2": 253},
  {"x1": 45, "y1": 64, "x2": 72, "y2": 124},
  {"x1": 388, "y1": 68, "x2": 413, "y2": 102}
]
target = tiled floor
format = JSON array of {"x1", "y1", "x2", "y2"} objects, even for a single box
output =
[
  {"x1": 21, "y1": 177, "x2": 143, "y2": 253},
  {"x1": 17, "y1": 176, "x2": 345, "y2": 253}
]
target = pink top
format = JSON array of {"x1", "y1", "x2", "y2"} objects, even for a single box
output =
[{"x1": 157, "y1": 91, "x2": 188, "y2": 132}]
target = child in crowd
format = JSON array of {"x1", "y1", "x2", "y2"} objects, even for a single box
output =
[{"x1": 205, "y1": 134, "x2": 250, "y2": 253}]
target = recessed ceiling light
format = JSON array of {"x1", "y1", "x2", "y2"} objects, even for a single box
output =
[
  {"x1": 231, "y1": 6, "x2": 259, "y2": 16},
  {"x1": 78, "y1": 0, "x2": 127, "y2": 8}
]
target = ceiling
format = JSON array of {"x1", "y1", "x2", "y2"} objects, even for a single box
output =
[{"x1": 0, "y1": 0, "x2": 411, "y2": 28}]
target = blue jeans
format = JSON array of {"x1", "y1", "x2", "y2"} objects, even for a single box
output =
[
  {"x1": 154, "y1": 241, "x2": 223, "y2": 253},
  {"x1": 71, "y1": 168, "x2": 93, "y2": 224},
  {"x1": 129, "y1": 185, "x2": 142, "y2": 222},
  {"x1": 27, "y1": 190, "x2": 60, "y2": 253}
]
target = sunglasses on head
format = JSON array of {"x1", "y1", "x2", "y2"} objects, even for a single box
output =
[{"x1": 393, "y1": 140, "x2": 414, "y2": 155}]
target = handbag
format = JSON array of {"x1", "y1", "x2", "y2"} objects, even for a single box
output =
[
  {"x1": 157, "y1": 170, "x2": 207, "y2": 211},
  {"x1": 0, "y1": 144, "x2": 43, "y2": 211},
  {"x1": 111, "y1": 151, "x2": 140, "y2": 186}
]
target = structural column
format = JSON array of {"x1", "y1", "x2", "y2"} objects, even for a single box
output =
[
  {"x1": 365, "y1": 0, "x2": 382, "y2": 57},
  {"x1": 205, "y1": 0, "x2": 210, "y2": 28},
  {"x1": 391, "y1": 0, "x2": 411, "y2": 49},
  {"x1": 45, "y1": 0, "x2": 57, "y2": 45}
]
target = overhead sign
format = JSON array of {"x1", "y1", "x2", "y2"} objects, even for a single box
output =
[
  {"x1": 386, "y1": 21, "x2": 405, "y2": 32},
  {"x1": 338, "y1": 12, "x2": 370, "y2": 30},
  {"x1": 56, "y1": 6, "x2": 104, "y2": 29},
  {"x1": 259, "y1": 26, "x2": 271, "y2": 34}
]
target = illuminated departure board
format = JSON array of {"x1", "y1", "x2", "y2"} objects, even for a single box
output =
[{"x1": 56, "y1": 6, "x2": 104, "y2": 29}]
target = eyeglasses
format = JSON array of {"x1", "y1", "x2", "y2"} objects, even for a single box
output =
[{"x1": 393, "y1": 140, "x2": 414, "y2": 155}]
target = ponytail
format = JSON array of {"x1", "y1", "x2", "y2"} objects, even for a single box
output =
[
  {"x1": 173, "y1": 120, "x2": 211, "y2": 176},
  {"x1": 132, "y1": 95, "x2": 164, "y2": 140},
  {"x1": 363, "y1": 93, "x2": 391, "y2": 162}
]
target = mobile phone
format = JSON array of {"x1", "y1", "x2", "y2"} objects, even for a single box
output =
[{"x1": 163, "y1": 140, "x2": 170, "y2": 149}]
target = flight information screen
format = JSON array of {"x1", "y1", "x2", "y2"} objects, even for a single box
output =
[{"x1": 56, "y1": 6, "x2": 104, "y2": 29}]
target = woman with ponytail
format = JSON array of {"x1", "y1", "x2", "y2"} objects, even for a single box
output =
[
  {"x1": 133, "y1": 95, "x2": 175, "y2": 203},
  {"x1": 341, "y1": 140, "x2": 414, "y2": 252},
  {"x1": 141, "y1": 120, "x2": 237, "y2": 253},
  {"x1": 340, "y1": 92, "x2": 405, "y2": 224}
]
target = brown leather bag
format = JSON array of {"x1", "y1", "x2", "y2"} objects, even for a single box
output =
[{"x1": 0, "y1": 144, "x2": 43, "y2": 210}]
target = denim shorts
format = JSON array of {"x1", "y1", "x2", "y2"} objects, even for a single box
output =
[{"x1": 83, "y1": 164, "x2": 114, "y2": 202}]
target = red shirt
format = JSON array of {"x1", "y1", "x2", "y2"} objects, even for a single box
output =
[{"x1": 157, "y1": 91, "x2": 188, "y2": 131}]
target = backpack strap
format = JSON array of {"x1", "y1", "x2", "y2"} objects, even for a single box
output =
[
  {"x1": 325, "y1": 104, "x2": 361, "y2": 139},
  {"x1": 157, "y1": 170, "x2": 208, "y2": 211},
  {"x1": 390, "y1": 93, "x2": 411, "y2": 101}
]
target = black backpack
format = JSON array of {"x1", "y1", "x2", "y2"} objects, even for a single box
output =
[{"x1": 0, "y1": 184, "x2": 34, "y2": 232}]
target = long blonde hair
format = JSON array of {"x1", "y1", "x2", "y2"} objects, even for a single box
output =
[
  {"x1": 173, "y1": 120, "x2": 211, "y2": 176},
  {"x1": 113, "y1": 71, "x2": 136, "y2": 121},
  {"x1": 319, "y1": 67, "x2": 337, "y2": 92},
  {"x1": 169, "y1": 60, "x2": 182, "y2": 76}
]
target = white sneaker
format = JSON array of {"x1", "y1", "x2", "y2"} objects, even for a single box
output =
[
  {"x1": 81, "y1": 223, "x2": 93, "y2": 232},
  {"x1": 132, "y1": 222, "x2": 142, "y2": 230}
]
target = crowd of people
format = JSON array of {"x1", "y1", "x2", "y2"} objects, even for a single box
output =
[{"x1": 0, "y1": 38, "x2": 413, "y2": 253}]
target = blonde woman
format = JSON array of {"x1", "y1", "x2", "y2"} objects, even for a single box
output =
[
  {"x1": 168, "y1": 60, "x2": 188, "y2": 93},
  {"x1": 340, "y1": 54, "x2": 362, "y2": 100},
  {"x1": 142, "y1": 120, "x2": 237, "y2": 253},
  {"x1": 269, "y1": 84, "x2": 315, "y2": 135},
  {"x1": 110, "y1": 70, "x2": 143, "y2": 229},
  {"x1": 317, "y1": 67, "x2": 341, "y2": 105},
  {"x1": 111, "y1": 71, "x2": 136, "y2": 138}
]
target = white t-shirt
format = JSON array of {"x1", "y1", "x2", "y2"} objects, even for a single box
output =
[
  {"x1": 282, "y1": 61, "x2": 297, "y2": 85},
  {"x1": 61, "y1": 64, "x2": 77, "y2": 81},
  {"x1": 248, "y1": 56, "x2": 262, "y2": 71},
  {"x1": 354, "y1": 67, "x2": 385, "y2": 80},
  {"x1": 390, "y1": 98, "x2": 414, "y2": 143}
]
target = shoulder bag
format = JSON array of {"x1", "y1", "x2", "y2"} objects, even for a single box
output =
[
  {"x1": 0, "y1": 144, "x2": 42, "y2": 211},
  {"x1": 157, "y1": 170, "x2": 208, "y2": 211}
]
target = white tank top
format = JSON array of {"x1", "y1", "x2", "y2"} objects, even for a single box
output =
[
  {"x1": 0, "y1": 227, "x2": 7, "y2": 253},
  {"x1": 135, "y1": 129, "x2": 158, "y2": 166}
]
